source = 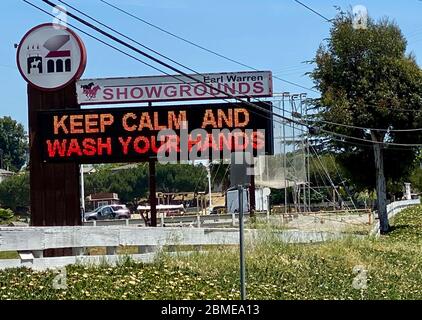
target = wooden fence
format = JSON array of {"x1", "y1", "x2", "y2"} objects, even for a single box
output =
[
  {"x1": 1, "y1": 199, "x2": 417, "y2": 270},
  {"x1": 0, "y1": 226, "x2": 345, "y2": 270},
  {"x1": 370, "y1": 198, "x2": 420, "y2": 236}
]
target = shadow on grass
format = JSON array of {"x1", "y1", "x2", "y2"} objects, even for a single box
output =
[{"x1": 389, "y1": 224, "x2": 411, "y2": 233}]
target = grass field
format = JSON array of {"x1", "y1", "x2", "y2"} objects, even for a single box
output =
[{"x1": 0, "y1": 206, "x2": 421, "y2": 300}]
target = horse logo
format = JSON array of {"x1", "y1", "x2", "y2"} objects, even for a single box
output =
[{"x1": 81, "y1": 82, "x2": 101, "y2": 100}]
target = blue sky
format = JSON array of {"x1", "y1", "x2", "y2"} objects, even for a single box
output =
[{"x1": 3, "y1": 0, "x2": 422, "y2": 130}]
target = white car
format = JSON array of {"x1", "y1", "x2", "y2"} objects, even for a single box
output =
[{"x1": 84, "y1": 205, "x2": 131, "y2": 221}]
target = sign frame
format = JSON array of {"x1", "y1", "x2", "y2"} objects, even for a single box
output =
[
  {"x1": 38, "y1": 102, "x2": 274, "y2": 164},
  {"x1": 76, "y1": 71, "x2": 273, "y2": 105}
]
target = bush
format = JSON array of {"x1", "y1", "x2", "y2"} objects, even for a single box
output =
[
  {"x1": 0, "y1": 173, "x2": 29, "y2": 212},
  {"x1": 0, "y1": 208, "x2": 14, "y2": 221}
]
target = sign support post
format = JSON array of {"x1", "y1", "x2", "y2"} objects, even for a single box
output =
[
  {"x1": 249, "y1": 168, "x2": 256, "y2": 219},
  {"x1": 28, "y1": 83, "x2": 81, "y2": 256},
  {"x1": 207, "y1": 162, "x2": 212, "y2": 214},
  {"x1": 149, "y1": 159, "x2": 157, "y2": 227},
  {"x1": 80, "y1": 164, "x2": 85, "y2": 217},
  {"x1": 238, "y1": 184, "x2": 246, "y2": 300},
  {"x1": 17, "y1": 23, "x2": 87, "y2": 257}
]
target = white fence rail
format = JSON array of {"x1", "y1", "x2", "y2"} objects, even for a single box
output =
[
  {"x1": 370, "y1": 198, "x2": 420, "y2": 236},
  {"x1": 83, "y1": 213, "x2": 265, "y2": 228},
  {"x1": 0, "y1": 226, "x2": 344, "y2": 270}
]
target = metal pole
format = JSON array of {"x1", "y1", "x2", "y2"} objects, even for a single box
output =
[
  {"x1": 249, "y1": 166, "x2": 256, "y2": 218},
  {"x1": 306, "y1": 101, "x2": 311, "y2": 213},
  {"x1": 149, "y1": 159, "x2": 157, "y2": 227},
  {"x1": 148, "y1": 100, "x2": 157, "y2": 227},
  {"x1": 80, "y1": 164, "x2": 85, "y2": 221},
  {"x1": 207, "y1": 161, "x2": 212, "y2": 214},
  {"x1": 300, "y1": 97, "x2": 307, "y2": 213},
  {"x1": 238, "y1": 185, "x2": 246, "y2": 300},
  {"x1": 282, "y1": 98, "x2": 288, "y2": 214},
  {"x1": 292, "y1": 97, "x2": 296, "y2": 213}
]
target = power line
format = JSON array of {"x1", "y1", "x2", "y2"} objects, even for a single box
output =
[
  {"x1": 99, "y1": 0, "x2": 319, "y2": 94},
  {"x1": 22, "y1": 1, "x2": 183, "y2": 80},
  {"x1": 308, "y1": 118, "x2": 422, "y2": 132},
  {"x1": 59, "y1": 0, "x2": 314, "y2": 122},
  {"x1": 28, "y1": 0, "x2": 306, "y2": 145},
  {"x1": 81, "y1": 0, "x2": 422, "y2": 139},
  {"x1": 58, "y1": 0, "x2": 209, "y2": 78},
  {"x1": 38, "y1": 0, "x2": 308, "y2": 129},
  {"x1": 270, "y1": 101, "x2": 422, "y2": 134},
  {"x1": 65, "y1": 0, "x2": 358, "y2": 140},
  {"x1": 25, "y1": 1, "x2": 422, "y2": 218},
  {"x1": 67, "y1": 1, "x2": 422, "y2": 136},
  {"x1": 319, "y1": 128, "x2": 422, "y2": 147},
  {"x1": 293, "y1": 0, "x2": 331, "y2": 23},
  {"x1": 24, "y1": 0, "x2": 310, "y2": 155},
  {"x1": 25, "y1": 1, "x2": 422, "y2": 149}
]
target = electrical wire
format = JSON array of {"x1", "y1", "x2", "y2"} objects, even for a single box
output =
[
  {"x1": 24, "y1": 0, "x2": 297, "y2": 131},
  {"x1": 41, "y1": 0, "x2": 312, "y2": 130},
  {"x1": 310, "y1": 144, "x2": 350, "y2": 209},
  {"x1": 309, "y1": 117, "x2": 422, "y2": 132},
  {"x1": 99, "y1": 0, "x2": 319, "y2": 94},
  {"x1": 58, "y1": 0, "x2": 218, "y2": 80},
  {"x1": 293, "y1": 0, "x2": 332, "y2": 22},
  {"x1": 100, "y1": 0, "x2": 422, "y2": 129},
  {"x1": 24, "y1": 0, "x2": 422, "y2": 149},
  {"x1": 22, "y1": 1, "x2": 404, "y2": 229},
  {"x1": 60, "y1": 0, "x2": 319, "y2": 129},
  {"x1": 319, "y1": 128, "x2": 422, "y2": 147},
  {"x1": 328, "y1": 153, "x2": 357, "y2": 210}
]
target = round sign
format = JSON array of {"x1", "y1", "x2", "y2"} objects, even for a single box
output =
[{"x1": 17, "y1": 23, "x2": 87, "y2": 91}]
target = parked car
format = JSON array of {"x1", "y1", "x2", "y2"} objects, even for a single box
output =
[
  {"x1": 111, "y1": 204, "x2": 131, "y2": 219},
  {"x1": 210, "y1": 205, "x2": 226, "y2": 215},
  {"x1": 84, "y1": 205, "x2": 131, "y2": 221}
]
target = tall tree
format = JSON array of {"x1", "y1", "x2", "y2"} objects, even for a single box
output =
[
  {"x1": 0, "y1": 117, "x2": 27, "y2": 172},
  {"x1": 310, "y1": 13, "x2": 422, "y2": 234}
]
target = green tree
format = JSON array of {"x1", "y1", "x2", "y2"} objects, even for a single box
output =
[
  {"x1": 0, "y1": 117, "x2": 27, "y2": 172},
  {"x1": 156, "y1": 163, "x2": 207, "y2": 193},
  {"x1": 84, "y1": 163, "x2": 207, "y2": 205},
  {"x1": 84, "y1": 164, "x2": 148, "y2": 205},
  {"x1": 409, "y1": 166, "x2": 422, "y2": 193},
  {"x1": 310, "y1": 13, "x2": 422, "y2": 233},
  {"x1": 0, "y1": 173, "x2": 30, "y2": 212}
]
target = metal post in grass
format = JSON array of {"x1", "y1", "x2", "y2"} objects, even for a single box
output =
[
  {"x1": 230, "y1": 152, "x2": 250, "y2": 300},
  {"x1": 238, "y1": 184, "x2": 246, "y2": 300}
]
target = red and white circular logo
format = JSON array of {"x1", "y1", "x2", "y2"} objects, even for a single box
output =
[{"x1": 17, "y1": 23, "x2": 87, "y2": 91}]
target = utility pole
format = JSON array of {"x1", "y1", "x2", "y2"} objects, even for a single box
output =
[{"x1": 371, "y1": 131, "x2": 389, "y2": 234}]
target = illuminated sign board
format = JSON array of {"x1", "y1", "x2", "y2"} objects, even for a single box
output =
[
  {"x1": 39, "y1": 102, "x2": 273, "y2": 163},
  {"x1": 76, "y1": 71, "x2": 273, "y2": 105}
]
